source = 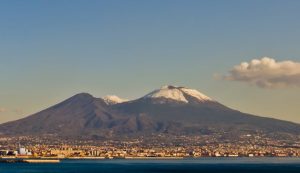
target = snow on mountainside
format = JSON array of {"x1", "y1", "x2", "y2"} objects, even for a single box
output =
[
  {"x1": 144, "y1": 85, "x2": 188, "y2": 103},
  {"x1": 103, "y1": 95, "x2": 129, "y2": 105},
  {"x1": 143, "y1": 85, "x2": 214, "y2": 103},
  {"x1": 180, "y1": 88, "x2": 213, "y2": 102}
]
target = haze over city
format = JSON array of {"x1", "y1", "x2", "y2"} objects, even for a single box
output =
[{"x1": 1, "y1": 0, "x2": 300, "y2": 124}]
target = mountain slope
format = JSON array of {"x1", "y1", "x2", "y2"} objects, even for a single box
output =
[
  {"x1": 1, "y1": 85, "x2": 300, "y2": 138},
  {"x1": 0, "y1": 93, "x2": 114, "y2": 136},
  {"x1": 112, "y1": 86, "x2": 300, "y2": 134},
  {"x1": 0, "y1": 93, "x2": 160, "y2": 137}
]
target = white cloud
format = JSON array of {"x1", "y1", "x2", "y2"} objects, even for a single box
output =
[{"x1": 222, "y1": 57, "x2": 300, "y2": 88}]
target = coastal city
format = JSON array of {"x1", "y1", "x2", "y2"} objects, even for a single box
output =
[
  {"x1": 1, "y1": 133, "x2": 300, "y2": 161},
  {"x1": 1, "y1": 0, "x2": 300, "y2": 172}
]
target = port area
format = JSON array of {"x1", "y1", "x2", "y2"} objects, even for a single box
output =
[
  {"x1": 0, "y1": 158, "x2": 60, "y2": 163},
  {"x1": 0, "y1": 156, "x2": 186, "y2": 163}
]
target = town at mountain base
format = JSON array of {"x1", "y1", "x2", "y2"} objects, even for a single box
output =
[{"x1": 0, "y1": 85, "x2": 300, "y2": 139}]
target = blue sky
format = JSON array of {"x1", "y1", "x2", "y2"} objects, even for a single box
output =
[{"x1": 0, "y1": 0, "x2": 300, "y2": 123}]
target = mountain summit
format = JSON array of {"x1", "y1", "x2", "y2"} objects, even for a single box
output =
[
  {"x1": 143, "y1": 85, "x2": 214, "y2": 103},
  {"x1": 1, "y1": 85, "x2": 300, "y2": 138}
]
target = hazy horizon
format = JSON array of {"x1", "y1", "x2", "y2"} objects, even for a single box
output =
[{"x1": 1, "y1": 0, "x2": 300, "y2": 124}]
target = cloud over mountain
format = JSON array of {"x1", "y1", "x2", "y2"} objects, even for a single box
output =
[{"x1": 222, "y1": 57, "x2": 300, "y2": 88}]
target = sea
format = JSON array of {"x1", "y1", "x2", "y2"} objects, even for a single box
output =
[{"x1": 1, "y1": 157, "x2": 300, "y2": 173}]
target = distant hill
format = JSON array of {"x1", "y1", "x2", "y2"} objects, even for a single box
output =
[{"x1": 1, "y1": 85, "x2": 300, "y2": 139}]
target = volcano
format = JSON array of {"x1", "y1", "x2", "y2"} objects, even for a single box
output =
[{"x1": 1, "y1": 85, "x2": 300, "y2": 138}]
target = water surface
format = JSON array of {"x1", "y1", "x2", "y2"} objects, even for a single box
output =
[{"x1": 1, "y1": 157, "x2": 300, "y2": 173}]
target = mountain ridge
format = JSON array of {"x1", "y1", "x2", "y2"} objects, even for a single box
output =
[{"x1": 1, "y1": 85, "x2": 300, "y2": 138}]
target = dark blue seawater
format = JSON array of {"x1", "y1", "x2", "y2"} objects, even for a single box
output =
[{"x1": 1, "y1": 157, "x2": 300, "y2": 173}]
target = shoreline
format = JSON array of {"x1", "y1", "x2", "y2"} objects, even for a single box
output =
[{"x1": 1, "y1": 156, "x2": 300, "y2": 163}]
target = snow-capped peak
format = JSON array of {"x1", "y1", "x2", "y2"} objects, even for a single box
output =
[
  {"x1": 143, "y1": 85, "x2": 213, "y2": 103},
  {"x1": 103, "y1": 95, "x2": 129, "y2": 105},
  {"x1": 145, "y1": 85, "x2": 188, "y2": 103}
]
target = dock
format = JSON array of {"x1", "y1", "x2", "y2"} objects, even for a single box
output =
[
  {"x1": 0, "y1": 158, "x2": 60, "y2": 163},
  {"x1": 23, "y1": 159, "x2": 60, "y2": 163}
]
